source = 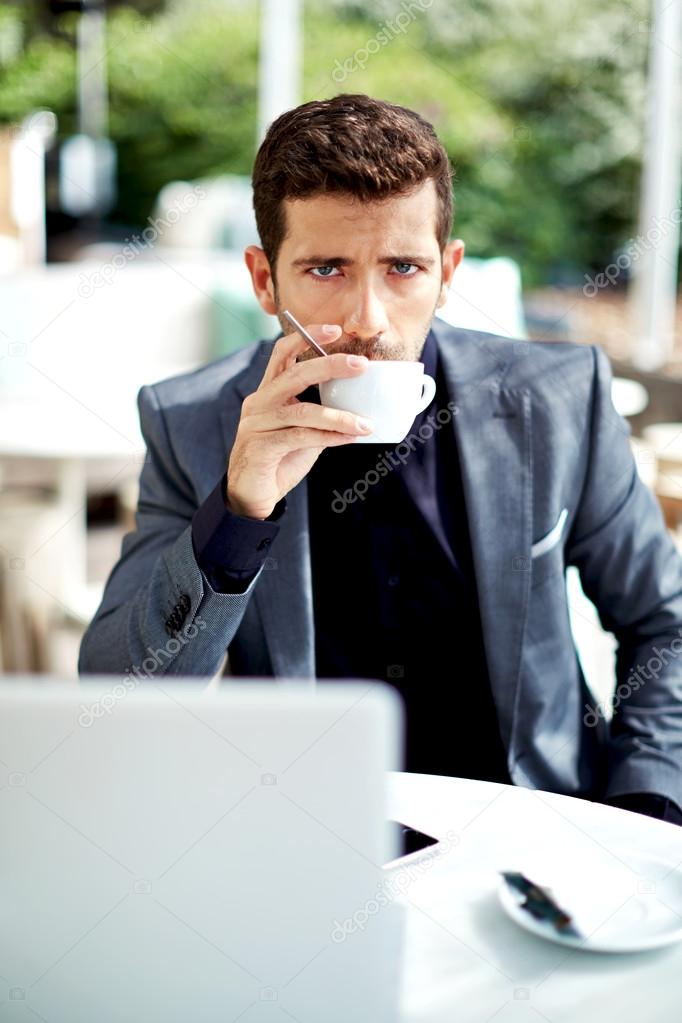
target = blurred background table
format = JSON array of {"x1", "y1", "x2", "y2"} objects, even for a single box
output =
[
  {"x1": 0, "y1": 393, "x2": 145, "y2": 621},
  {"x1": 642, "y1": 422, "x2": 682, "y2": 533}
]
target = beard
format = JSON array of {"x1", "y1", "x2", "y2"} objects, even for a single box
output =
[
  {"x1": 293, "y1": 333, "x2": 409, "y2": 362},
  {"x1": 274, "y1": 298, "x2": 439, "y2": 365}
]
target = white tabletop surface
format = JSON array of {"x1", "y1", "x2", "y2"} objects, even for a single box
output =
[
  {"x1": 387, "y1": 772, "x2": 682, "y2": 1023},
  {"x1": 0, "y1": 361, "x2": 194, "y2": 461},
  {"x1": 0, "y1": 393, "x2": 145, "y2": 460}
]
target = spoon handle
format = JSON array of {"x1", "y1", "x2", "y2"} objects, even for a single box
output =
[{"x1": 282, "y1": 309, "x2": 329, "y2": 358}]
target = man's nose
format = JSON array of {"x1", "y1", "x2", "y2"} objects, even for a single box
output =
[{"x1": 342, "y1": 285, "x2": 390, "y2": 341}]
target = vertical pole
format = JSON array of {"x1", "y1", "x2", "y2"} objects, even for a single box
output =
[
  {"x1": 629, "y1": 0, "x2": 682, "y2": 371},
  {"x1": 257, "y1": 0, "x2": 303, "y2": 146}
]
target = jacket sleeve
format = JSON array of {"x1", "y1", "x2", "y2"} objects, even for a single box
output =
[
  {"x1": 567, "y1": 345, "x2": 682, "y2": 807},
  {"x1": 78, "y1": 382, "x2": 263, "y2": 681}
]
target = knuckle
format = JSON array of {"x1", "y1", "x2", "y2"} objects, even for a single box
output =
[
  {"x1": 324, "y1": 408, "x2": 349, "y2": 431},
  {"x1": 235, "y1": 415, "x2": 252, "y2": 440},
  {"x1": 274, "y1": 401, "x2": 305, "y2": 426},
  {"x1": 291, "y1": 426, "x2": 308, "y2": 445},
  {"x1": 289, "y1": 363, "x2": 310, "y2": 388},
  {"x1": 278, "y1": 335, "x2": 298, "y2": 360},
  {"x1": 290, "y1": 401, "x2": 309, "y2": 423}
]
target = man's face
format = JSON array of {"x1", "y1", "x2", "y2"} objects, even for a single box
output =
[{"x1": 245, "y1": 179, "x2": 464, "y2": 363}]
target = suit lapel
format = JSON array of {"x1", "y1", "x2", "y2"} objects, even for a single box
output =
[{"x1": 434, "y1": 320, "x2": 532, "y2": 753}]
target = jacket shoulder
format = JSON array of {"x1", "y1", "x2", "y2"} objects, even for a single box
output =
[
  {"x1": 433, "y1": 319, "x2": 598, "y2": 394},
  {"x1": 506, "y1": 337, "x2": 597, "y2": 394},
  {"x1": 143, "y1": 339, "x2": 268, "y2": 410}
]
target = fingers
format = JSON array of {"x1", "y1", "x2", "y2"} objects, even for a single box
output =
[
  {"x1": 246, "y1": 402, "x2": 375, "y2": 437},
  {"x1": 252, "y1": 350, "x2": 368, "y2": 412},
  {"x1": 264, "y1": 426, "x2": 363, "y2": 451},
  {"x1": 259, "y1": 323, "x2": 342, "y2": 388}
]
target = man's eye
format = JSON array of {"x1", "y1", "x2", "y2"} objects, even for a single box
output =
[
  {"x1": 308, "y1": 263, "x2": 417, "y2": 280},
  {"x1": 309, "y1": 266, "x2": 339, "y2": 278}
]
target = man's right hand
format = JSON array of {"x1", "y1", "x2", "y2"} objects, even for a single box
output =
[{"x1": 225, "y1": 323, "x2": 374, "y2": 520}]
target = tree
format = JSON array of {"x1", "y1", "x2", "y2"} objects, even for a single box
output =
[{"x1": 0, "y1": 0, "x2": 659, "y2": 286}]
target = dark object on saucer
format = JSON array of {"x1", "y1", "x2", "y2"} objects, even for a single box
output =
[{"x1": 500, "y1": 870, "x2": 583, "y2": 939}]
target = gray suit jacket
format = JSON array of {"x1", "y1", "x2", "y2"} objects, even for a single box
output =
[{"x1": 79, "y1": 318, "x2": 682, "y2": 806}]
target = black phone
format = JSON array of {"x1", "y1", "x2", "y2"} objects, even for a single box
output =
[{"x1": 389, "y1": 820, "x2": 439, "y2": 858}]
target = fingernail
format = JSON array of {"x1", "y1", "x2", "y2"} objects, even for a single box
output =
[
  {"x1": 356, "y1": 417, "x2": 374, "y2": 433},
  {"x1": 323, "y1": 324, "x2": 340, "y2": 335},
  {"x1": 347, "y1": 355, "x2": 368, "y2": 367}
]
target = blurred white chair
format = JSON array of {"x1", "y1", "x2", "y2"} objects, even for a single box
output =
[
  {"x1": 642, "y1": 422, "x2": 682, "y2": 475},
  {"x1": 611, "y1": 378, "x2": 648, "y2": 418},
  {"x1": 629, "y1": 436, "x2": 657, "y2": 490},
  {"x1": 642, "y1": 422, "x2": 682, "y2": 532},
  {"x1": 435, "y1": 255, "x2": 527, "y2": 339},
  {"x1": 566, "y1": 567, "x2": 617, "y2": 717},
  {"x1": 0, "y1": 235, "x2": 21, "y2": 274},
  {"x1": 151, "y1": 174, "x2": 260, "y2": 252},
  {"x1": 0, "y1": 488, "x2": 71, "y2": 672}
]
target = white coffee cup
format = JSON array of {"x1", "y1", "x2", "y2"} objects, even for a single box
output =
[{"x1": 319, "y1": 360, "x2": 437, "y2": 444}]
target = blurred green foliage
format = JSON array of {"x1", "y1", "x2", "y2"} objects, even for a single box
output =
[{"x1": 0, "y1": 0, "x2": 657, "y2": 286}]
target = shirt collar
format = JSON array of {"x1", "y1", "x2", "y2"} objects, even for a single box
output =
[{"x1": 419, "y1": 325, "x2": 438, "y2": 381}]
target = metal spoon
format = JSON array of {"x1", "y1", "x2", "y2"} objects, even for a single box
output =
[{"x1": 282, "y1": 309, "x2": 329, "y2": 358}]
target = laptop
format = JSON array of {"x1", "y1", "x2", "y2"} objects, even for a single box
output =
[{"x1": 0, "y1": 676, "x2": 405, "y2": 1022}]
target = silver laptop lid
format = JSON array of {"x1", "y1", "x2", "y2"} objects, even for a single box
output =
[{"x1": 0, "y1": 677, "x2": 404, "y2": 1022}]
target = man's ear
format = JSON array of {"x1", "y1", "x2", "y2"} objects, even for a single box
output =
[
  {"x1": 244, "y1": 245, "x2": 277, "y2": 315},
  {"x1": 437, "y1": 239, "x2": 465, "y2": 309}
]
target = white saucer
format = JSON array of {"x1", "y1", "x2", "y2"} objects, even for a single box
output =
[{"x1": 497, "y1": 851, "x2": 682, "y2": 953}]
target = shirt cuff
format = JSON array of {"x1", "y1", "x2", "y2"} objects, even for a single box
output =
[
  {"x1": 191, "y1": 472, "x2": 286, "y2": 593},
  {"x1": 604, "y1": 792, "x2": 682, "y2": 826}
]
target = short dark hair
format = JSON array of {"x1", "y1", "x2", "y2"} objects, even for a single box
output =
[{"x1": 251, "y1": 93, "x2": 454, "y2": 281}]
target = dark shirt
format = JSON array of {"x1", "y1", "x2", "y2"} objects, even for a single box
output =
[{"x1": 304, "y1": 331, "x2": 510, "y2": 781}]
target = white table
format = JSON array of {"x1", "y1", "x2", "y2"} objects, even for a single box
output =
[
  {"x1": 387, "y1": 773, "x2": 682, "y2": 1022},
  {"x1": 0, "y1": 381, "x2": 148, "y2": 622},
  {"x1": 0, "y1": 259, "x2": 234, "y2": 622}
]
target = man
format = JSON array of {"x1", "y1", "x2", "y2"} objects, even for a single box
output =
[{"x1": 79, "y1": 93, "x2": 682, "y2": 824}]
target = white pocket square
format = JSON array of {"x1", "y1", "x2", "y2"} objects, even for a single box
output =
[{"x1": 531, "y1": 507, "x2": 568, "y2": 559}]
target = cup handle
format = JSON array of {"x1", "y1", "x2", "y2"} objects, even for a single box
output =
[{"x1": 416, "y1": 373, "x2": 437, "y2": 414}]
